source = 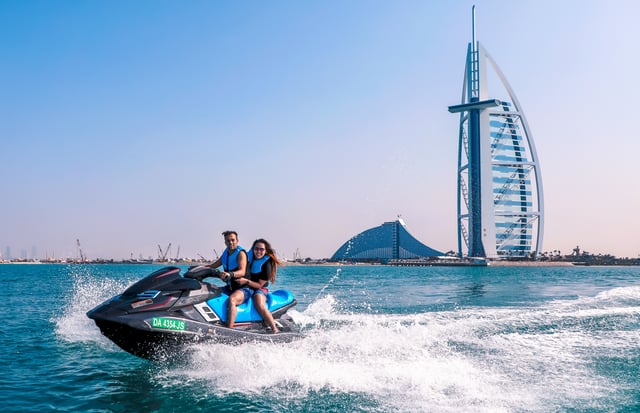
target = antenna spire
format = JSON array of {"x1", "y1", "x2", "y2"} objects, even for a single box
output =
[{"x1": 472, "y1": 5, "x2": 477, "y2": 54}]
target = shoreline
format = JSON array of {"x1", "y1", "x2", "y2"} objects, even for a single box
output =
[{"x1": 0, "y1": 260, "x2": 633, "y2": 267}]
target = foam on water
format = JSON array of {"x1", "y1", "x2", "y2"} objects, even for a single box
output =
[
  {"x1": 161, "y1": 286, "x2": 639, "y2": 412},
  {"x1": 57, "y1": 272, "x2": 640, "y2": 412},
  {"x1": 55, "y1": 269, "x2": 133, "y2": 347}
]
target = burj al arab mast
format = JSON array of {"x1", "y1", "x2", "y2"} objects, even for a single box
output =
[{"x1": 448, "y1": 6, "x2": 544, "y2": 259}]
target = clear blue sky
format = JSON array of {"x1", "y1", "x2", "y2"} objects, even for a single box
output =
[{"x1": 2, "y1": 0, "x2": 639, "y2": 260}]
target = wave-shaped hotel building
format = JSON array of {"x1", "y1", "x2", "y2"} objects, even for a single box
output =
[
  {"x1": 331, "y1": 217, "x2": 442, "y2": 261},
  {"x1": 332, "y1": 7, "x2": 543, "y2": 262}
]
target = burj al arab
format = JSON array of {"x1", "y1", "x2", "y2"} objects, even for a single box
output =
[{"x1": 448, "y1": 6, "x2": 544, "y2": 259}]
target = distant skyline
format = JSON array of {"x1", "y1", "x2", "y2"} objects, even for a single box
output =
[{"x1": 2, "y1": 1, "x2": 640, "y2": 260}]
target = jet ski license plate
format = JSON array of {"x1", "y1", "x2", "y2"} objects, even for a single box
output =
[{"x1": 151, "y1": 317, "x2": 186, "y2": 331}]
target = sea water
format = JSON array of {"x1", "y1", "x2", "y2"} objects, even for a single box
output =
[{"x1": 1, "y1": 263, "x2": 639, "y2": 412}]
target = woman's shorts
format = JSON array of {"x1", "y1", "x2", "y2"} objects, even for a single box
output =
[{"x1": 253, "y1": 287, "x2": 269, "y2": 297}]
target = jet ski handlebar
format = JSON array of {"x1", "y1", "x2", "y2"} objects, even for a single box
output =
[{"x1": 184, "y1": 265, "x2": 222, "y2": 282}]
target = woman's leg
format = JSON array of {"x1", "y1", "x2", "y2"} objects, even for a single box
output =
[{"x1": 253, "y1": 293, "x2": 279, "y2": 333}]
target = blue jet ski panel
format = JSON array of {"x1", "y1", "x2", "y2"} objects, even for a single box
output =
[{"x1": 207, "y1": 289, "x2": 295, "y2": 323}]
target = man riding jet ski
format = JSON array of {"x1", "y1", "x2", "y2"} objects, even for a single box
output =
[{"x1": 87, "y1": 265, "x2": 302, "y2": 360}]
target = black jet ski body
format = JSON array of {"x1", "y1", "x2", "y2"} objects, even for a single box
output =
[{"x1": 87, "y1": 266, "x2": 302, "y2": 360}]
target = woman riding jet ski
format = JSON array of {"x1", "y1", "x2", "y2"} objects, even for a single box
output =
[{"x1": 87, "y1": 265, "x2": 302, "y2": 360}]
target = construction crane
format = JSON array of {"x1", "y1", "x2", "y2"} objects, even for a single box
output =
[
  {"x1": 175, "y1": 245, "x2": 180, "y2": 261},
  {"x1": 76, "y1": 239, "x2": 85, "y2": 263},
  {"x1": 157, "y1": 243, "x2": 172, "y2": 262}
]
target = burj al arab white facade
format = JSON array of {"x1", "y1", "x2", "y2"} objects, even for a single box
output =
[{"x1": 448, "y1": 7, "x2": 544, "y2": 259}]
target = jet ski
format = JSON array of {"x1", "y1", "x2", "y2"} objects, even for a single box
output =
[{"x1": 87, "y1": 265, "x2": 302, "y2": 360}]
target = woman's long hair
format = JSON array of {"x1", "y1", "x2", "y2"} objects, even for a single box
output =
[{"x1": 251, "y1": 238, "x2": 281, "y2": 284}]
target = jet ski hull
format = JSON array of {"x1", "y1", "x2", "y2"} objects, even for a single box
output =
[{"x1": 92, "y1": 314, "x2": 301, "y2": 360}]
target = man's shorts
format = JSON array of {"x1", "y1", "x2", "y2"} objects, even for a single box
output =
[{"x1": 223, "y1": 286, "x2": 253, "y2": 303}]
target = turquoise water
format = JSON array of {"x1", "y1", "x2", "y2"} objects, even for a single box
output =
[{"x1": 1, "y1": 264, "x2": 640, "y2": 412}]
